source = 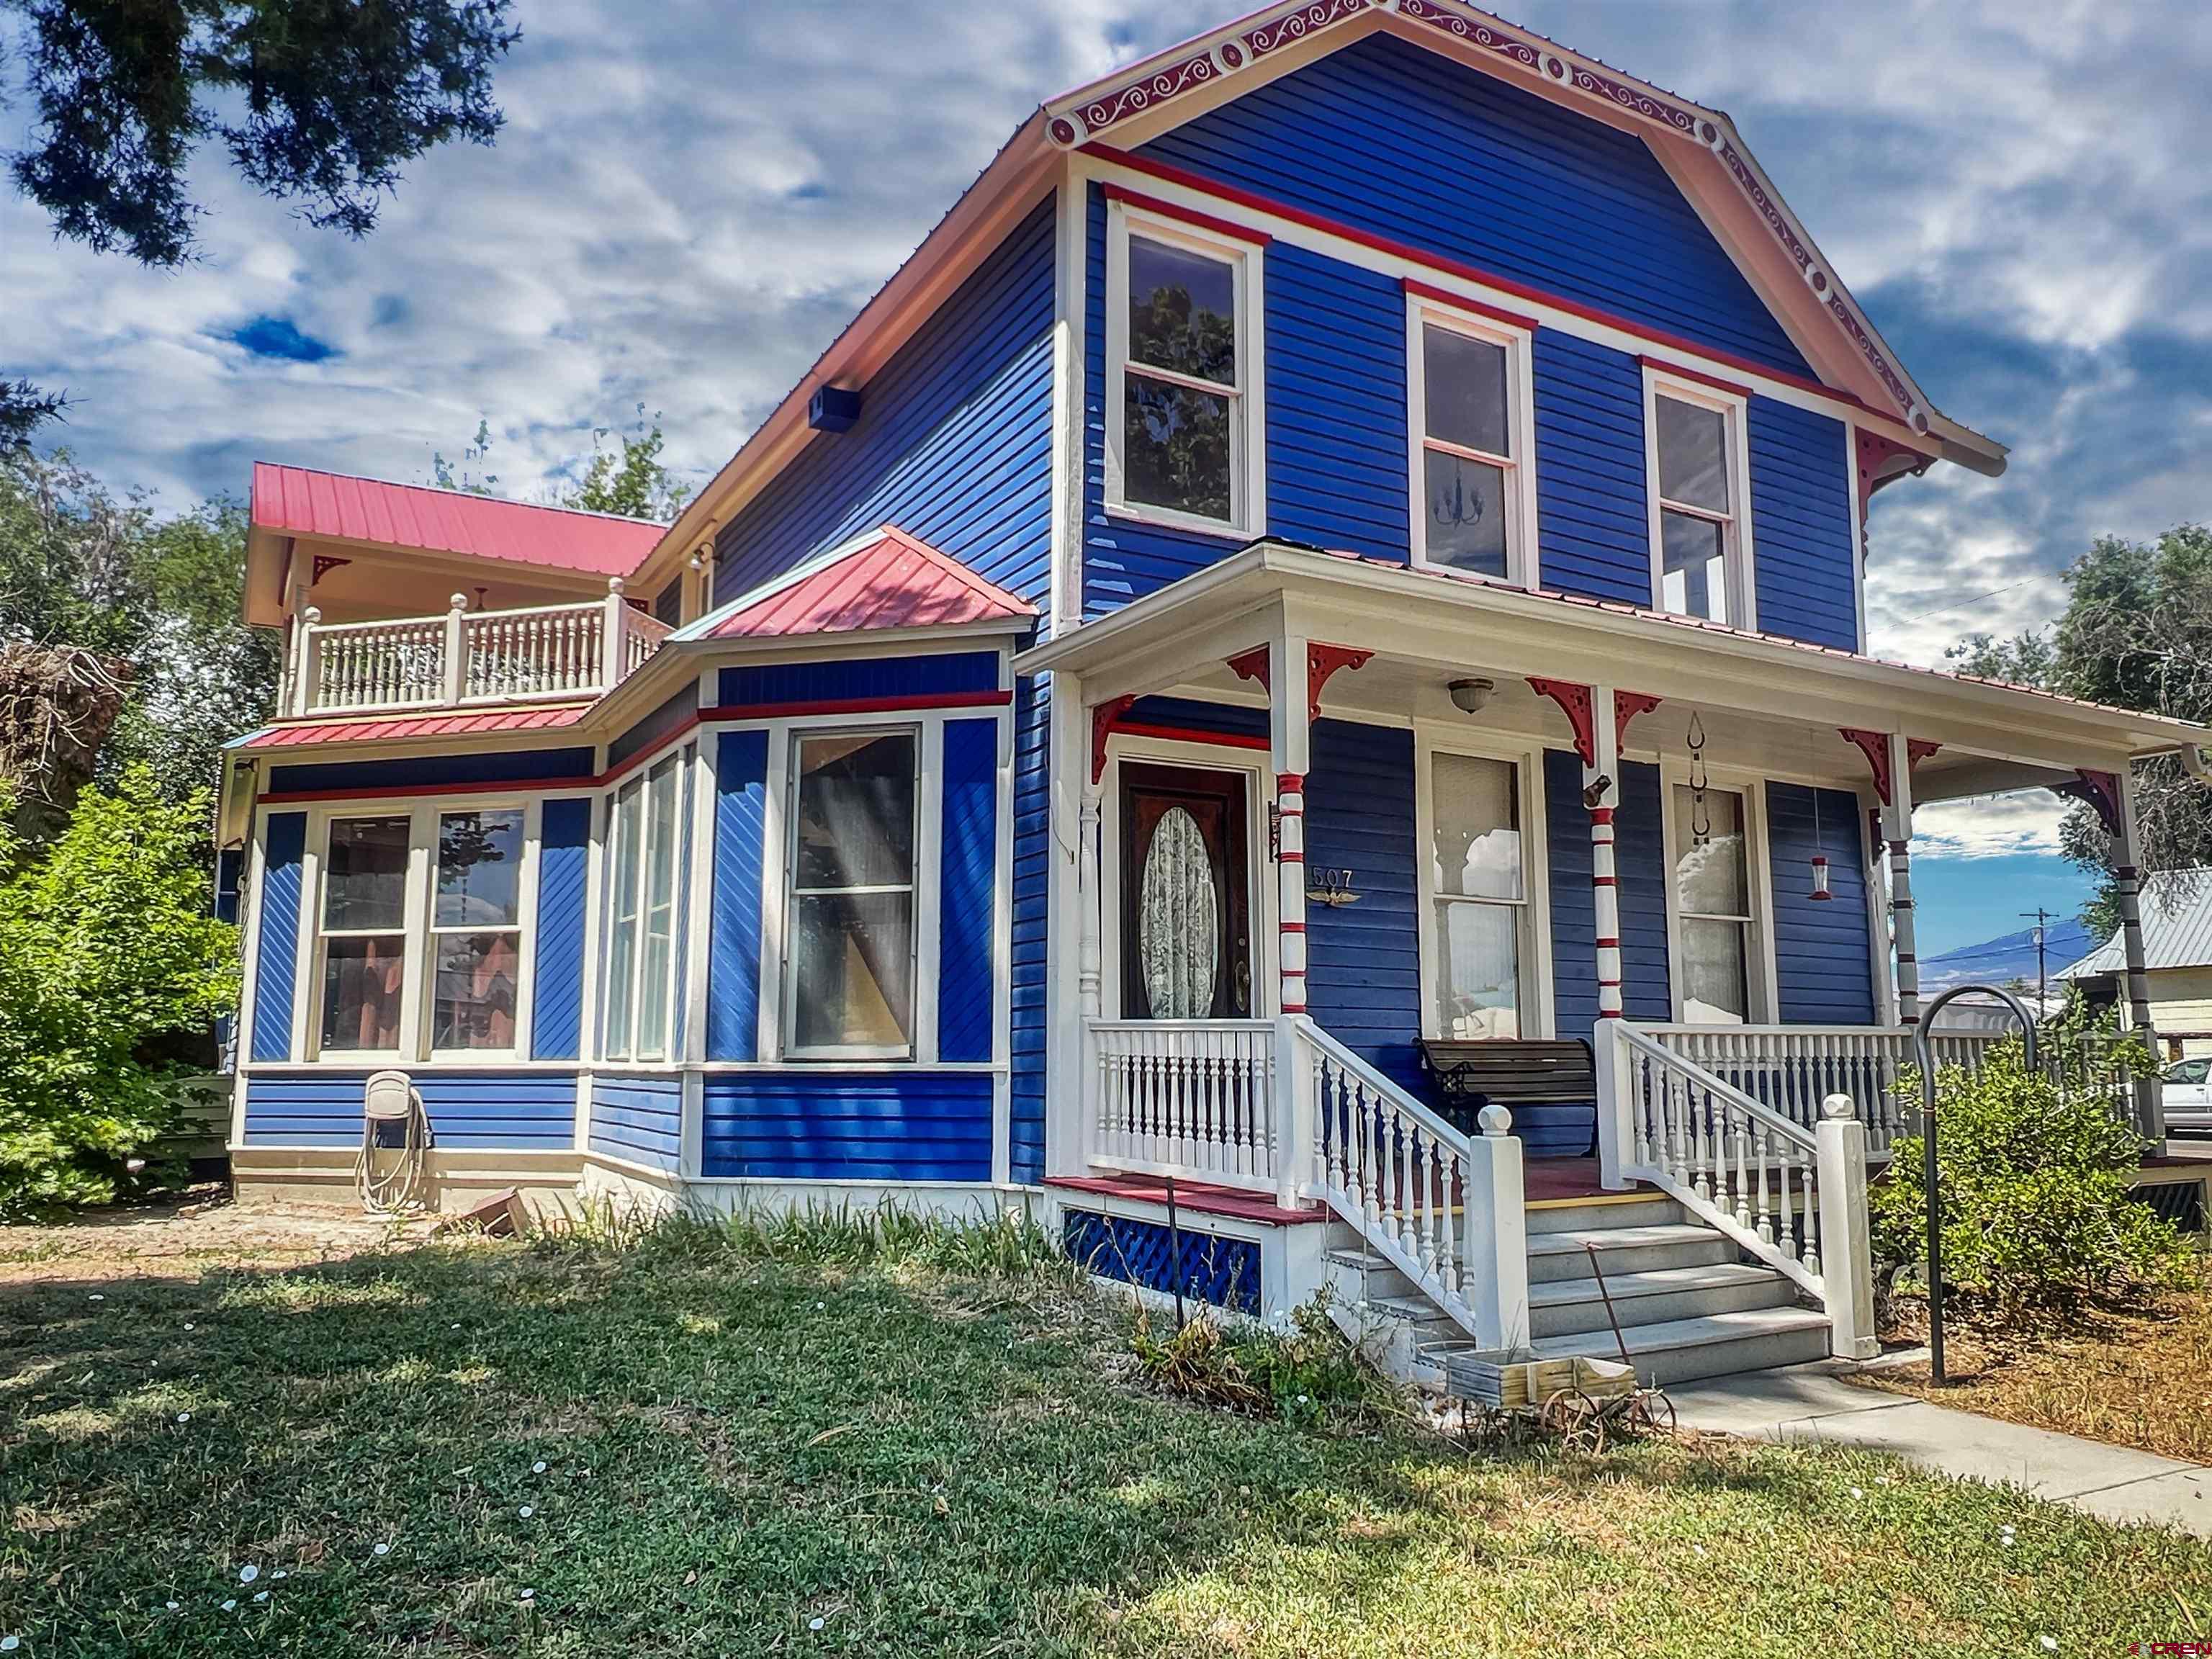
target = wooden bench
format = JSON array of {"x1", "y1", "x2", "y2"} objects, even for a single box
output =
[{"x1": 1417, "y1": 1038, "x2": 1598, "y2": 1151}]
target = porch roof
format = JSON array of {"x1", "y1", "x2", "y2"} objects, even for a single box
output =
[
  {"x1": 232, "y1": 703, "x2": 596, "y2": 750},
  {"x1": 1015, "y1": 541, "x2": 2211, "y2": 787}
]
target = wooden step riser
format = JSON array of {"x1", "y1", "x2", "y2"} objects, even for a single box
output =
[
  {"x1": 1621, "y1": 1321, "x2": 1831, "y2": 1387},
  {"x1": 1528, "y1": 1275, "x2": 1797, "y2": 1340},
  {"x1": 1523, "y1": 1196, "x2": 1685, "y2": 1234},
  {"x1": 1526, "y1": 1236, "x2": 1735, "y2": 1282}
]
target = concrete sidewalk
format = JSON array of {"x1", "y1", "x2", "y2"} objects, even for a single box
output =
[{"x1": 1668, "y1": 1362, "x2": 2212, "y2": 1537}]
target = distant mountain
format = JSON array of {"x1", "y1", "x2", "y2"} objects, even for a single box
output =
[{"x1": 1921, "y1": 916, "x2": 2097, "y2": 999}]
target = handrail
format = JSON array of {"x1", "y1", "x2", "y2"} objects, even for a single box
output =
[{"x1": 1086, "y1": 1018, "x2": 1277, "y2": 1195}]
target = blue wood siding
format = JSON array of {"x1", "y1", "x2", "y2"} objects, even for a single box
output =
[
  {"x1": 531, "y1": 798, "x2": 590, "y2": 1061},
  {"x1": 1136, "y1": 33, "x2": 1812, "y2": 376},
  {"x1": 590, "y1": 1074, "x2": 683, "y2": 1173},
  {"x1": 1124, "y1": 694, "x2": 1269, "y2": 739},
  {"x1": 1007, "y1": 677, "x2": 1050, "y2": 1182},
  {"x1": 243, "y1": 1071, "x2": 576, "y2": 1150},
  {"x1": 1304, "y1": 719, "x2": 1422, "y2": 1092},
  {"x1": 608, "y1": 685, "x2": 698, "y2": 768},
  {"x1": 1766, "y1": 783, "x2": 1876, "y2": 1025},
  {"x1": 1750, "y1": 398, "x2": 1859, "y2": 650},
  {"x1": 711, "y1": 197, "x2": 1056, "y2": 611},
  {"x1": 1267, "y1": 244, "x2": 1410, "y2": 562},
  {"x1": 938, "y1": 719, "x2": 998, "y2": 1064},
  {"x1": 1547, "y1": 751, "x2": 1673, "y2": 1029},
  {"x1": 266, "y1": 749, "x2": 593, "y2": 795},
  {"x1": 701, "y1": 1073, "x2": 993, "y2": 1182},
  {"x1": 250, "y1": 812, "x2": 306, "y2": 1064},
  {"x1": 716, "y1": 652, "x2": 1001, "y2": 709},
  {"x1": 709, "y1": 729, "x2": 769, "y2": 1062},
  {"x1": 1532, "y1": 332, "x2": 1651, "y2": 605}
]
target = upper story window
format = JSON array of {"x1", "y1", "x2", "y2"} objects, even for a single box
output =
[
  {"x1": 602, "y1": 750, "x2": 688, "y2": 1064},
  {"x1": 1645, "y1": 370, "x2": 1754, "y2": 626},
  {"x1": 786, "y1": 729, "x2": 918, "y2": 1060},
  {"x1": 1105, "y1": 200, "x2": 1264, "y2": 536},
  {"x1": 1408, "y1": 297, "x2": 1537, "y2": 584},
  {"x1": 313, "y1": 804, "x2": 533, "y2": 1059}
]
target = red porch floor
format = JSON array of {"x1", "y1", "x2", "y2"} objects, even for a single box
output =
[{"x1": 1049, "y1": 1158, "x2": 1638, "y2": 1222}]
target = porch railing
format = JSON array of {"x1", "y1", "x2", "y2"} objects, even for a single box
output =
[
  {"x1": 285, "y1": 580, "x2": 673, "y2": 717},
  {"x1": 1087, "y1": 1020, "x2": 1278, "y2": 1194}
]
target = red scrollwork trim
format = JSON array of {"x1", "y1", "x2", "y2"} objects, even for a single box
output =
[
  {"x1": 1071, "y1": 48, "x2": 1220, "y2": 137},
  {"x1": 1091, "y1": 695, "x2": 1138, "y2": 785},
  {"x1": 1529, "y1": 678, "x2": 1596, "y2": 767},
  {"x1": 1240, "y1": 0, "x2": 1373, "y2": 60},
  {"x1": 311, "y1": 554, "x2": 351, "y2": 583},
  {"x1": 1306, "y1": 643, "x2": 1372, "y2": 723},
  {"x1": 1614, "y1": 690, "x2": 1663, "y2": 747},
  {"x1": 1226, "y1": 645, "x2": 1272, "y2": 691},
  {"x1": 2056, "y1": 768, "x2": 2124, "y2": 836},
  {"x1": 1838, "y1": 727, "x2": 1893, "y2": 806}
]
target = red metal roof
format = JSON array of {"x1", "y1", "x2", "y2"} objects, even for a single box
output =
[
  {"x1": 241, "y1": 703, "x2": 594, "y2": 750},
  {"x1": 701, "y1": 526, "x2": 1036, "y2": 640},
  {"x1": 251, "y1": 463, "x2": 665, "y2": 579}
]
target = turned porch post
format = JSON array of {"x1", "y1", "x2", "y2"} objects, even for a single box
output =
[
  {"x1": 1884, "y1": 732, "x2": 1923, "y2": 1025},
  {"x1": 2113, "y1": 769, "x2": 2165, "y2": 1140}
]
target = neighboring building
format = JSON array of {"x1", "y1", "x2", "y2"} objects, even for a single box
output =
[
  {"x1": 215, "y1": 1, "x2": 2210, "y2": 1385},
  {"x1": 2064, "y1": 872, "x2": 2212, "y2": 1058}
]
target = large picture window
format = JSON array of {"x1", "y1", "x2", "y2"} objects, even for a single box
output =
[
  {"x1": 1106, "y1": 205, "x2": 1260, "y2": 534},
  {"x1": 601, "y1": 751, "x2": 687, "y2": 1064},
  {"x1": 1647, "y1": 374, "x2": 1752, "y2": 626},
  {"x1": 318, "y1": 815, "x2": 411, "y2": 1053},
  {"x1": 1410, "y1": 305, "x2": 1534, "y2": 582},
  {"x1": 431, "y1": 809, "x2": 523, "y2": 1051},
  {"x1": 1427, "y1": 752, "x2": 1529, "y2": 1040},
  {"x1": 786, "y1": 729, "x2": 917, "y2": 1058},
  {"x1": 1670, "y1": 783, "x2": 1761, "y2": 1025}
]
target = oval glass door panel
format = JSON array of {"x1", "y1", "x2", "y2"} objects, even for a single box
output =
[{"x1": 1138, "y1": 806, "x2": 1219, "y2": 1019}]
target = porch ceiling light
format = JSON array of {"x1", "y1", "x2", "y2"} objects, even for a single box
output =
[{"x1": 1448, "y1": 677, "x2": 1496, "y2": 715}]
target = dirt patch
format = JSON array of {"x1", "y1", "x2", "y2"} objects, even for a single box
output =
[{"x1": 0, "y1": 1184, "x2": 438, "y2": 1285}]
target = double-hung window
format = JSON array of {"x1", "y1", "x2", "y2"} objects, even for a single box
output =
[
  {"x1": 1105, "y1": 202, "x2": 1261, "y2": 535},
  {"x1": 318, "y1": 816, "x2": 413, "y2": 1054},
  {"x1": 1647, "y1": 373, "x2": 1753, "y2": 624},
  {"x1": 1669, "y1": 783, "x2": 1764, "y2": 1025},
  {"x1": 786, "y1": 729, "x2": 918, "y2": 1059},
  {"x1": 601, "y1": 752, "x2": 686, "y2": 1063},
  {"x1": 1410, "y1": 301, "x2": 1535, "y2": 583},
  {"x1": 431, "y1": 809, "x2": 524, "y2": 1051},
  {"x1": 1426, "y1": 752, "x2": 1532, "y2": 1040}
]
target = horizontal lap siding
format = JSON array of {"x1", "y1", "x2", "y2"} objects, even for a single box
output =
[
  {"x1": 1750, "y1": 399, "x2": 1859, "y2": 650},
  {"x1": 938, "y1": 719, "x2": 999, "y2": 1064},
  {"x1": 1534, "y1": 333, "x2": 1651, "y2": 605},
  {"x1": 266, "y1": 750, "x2": 593, "y2": 794},
  {"x1": 1267, "y1": 246, "x2": 1409, "y2": 561},
  {"x1": 1305, "y1": 720, "x2": 1423, "y2": 1092},
  {"x1": 251, "y1": 812, "x2": 306, "y2": 1064},
  {"x1": 608, "y1": 686, "x2": 698, "y2": 768},
  {"x1": 531, "y1": 798, "x2": 591, "y2": 1061},
  {"x1": 1136, "y1": 33, "x2": 1813, "y2": 376},
  {"x1": 590, "y1": 1074, "x2": 682, "y2": 1173},
  {"x1": 1124, "y1": 695, "x2": 1269, "y2": 739},
  {"x1": 1766, "y1": 783, "x2": 1876, "y2": 1025},
  {"x1": 716, "y1": 652, "x2": 1000, "y2": 709},
  {"x1": 711, "y1": 198, "x2": 1056, "y2": 609},
  {"x1": 244, "y1": 1072, "x2": 576, "y2": 1151},
  {"x1": 701, "y1": 1074, "x2": 994, "y2": 1182},
  {"x1": 1008, "y1": 678, "x2": 1049, "y2": 1182}
]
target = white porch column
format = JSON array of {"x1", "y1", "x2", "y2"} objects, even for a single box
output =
[
  {"x1": 1884, "y1": 731, "x2": 1922, "y2": 1026},
  {"x1": 1587, "y1": 687, "x2": 1625, "y2": 1022},
  {"x1": 2113, "y1": 768, "x2": 2165, "y2": 1139},
  {"x1": 1815, "y1": 1094, "x2": 1878, "y2": 1360},
  {"x1": 1269, "y1": 629, "x2": 1313, "y2": 1018},
  {"x1": 1043, "y1": 672, "x2": 1092, "y2": 1181}
]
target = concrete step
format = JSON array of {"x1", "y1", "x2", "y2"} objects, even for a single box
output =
[
  {"x1": 1527, "y1": 1261, "x2": 1796, "y2": 1339},
  {"x1": 1524, "y1": 1306, "x2": 1831, "y2": 1387},
  {"x1": 1525, "y1": 1223, "x2": 1736, "y2": 1283},
  {"x1": 1523, "y1": 1193, "x2": 1684, "y2": 1234}
]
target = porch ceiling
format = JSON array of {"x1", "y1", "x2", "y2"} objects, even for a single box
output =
[{"x1": 1018, "y1": 543, "x2": 2211, "y2": 784}]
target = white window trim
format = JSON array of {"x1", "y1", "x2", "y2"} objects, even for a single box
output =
[
  {"x1": 1413, "y1": 726, "x2": 1555, "y2": 1042},
  {"x1": 779, "y1": 724, "x2": 925, "y2": 1064},
  {"x1": 1643, "y1": 368, "x2": 1757, "y2": 630},
  {"x1": 1102, "y1": 199, "x2": 1267, "y2": 541},
  {"x1": 303, "y1": 796, "x2": 541, "y2": 1065},
  {"x1": 1406, "y1": 296, "x2": 1541, "y2": 590},
  {"x1": 1658, "y1": 760, "x2": 1779, "y2": 1026},
  {"x1": 599, "y1": 747, "x2": 692, "y2": 1066}
]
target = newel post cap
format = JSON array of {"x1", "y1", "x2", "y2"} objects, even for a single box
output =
[
  {"x1": 1820, "y1": 1093, "x2": 1855, "y2": 1121},
  {"x1": 607, "y1": 575, "x2": 626, "y2": 595},
  {"x1": 1477, "y1": 1104, "x2": 1512, "y2": 1137}
]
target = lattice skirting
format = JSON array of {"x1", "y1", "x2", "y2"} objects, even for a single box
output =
[
  {"x1": 2136, "y1": 1179, "x2": 2207, "y2": 1234},
  {"x1": 1062, "y1": 1208, "x2": 1262, "y2": 1314}
]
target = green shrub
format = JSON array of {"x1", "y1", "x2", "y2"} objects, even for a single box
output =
[
  {"x1": 1131, "y1": 1292, "x2": 1408, "y2": 1431},
  {"x1": 1873, "y1": 1039, "x2": 2193, "y2": 1323},
  {"x1": 0, "y1": 768, "x2": 238, "y2": 1219}
]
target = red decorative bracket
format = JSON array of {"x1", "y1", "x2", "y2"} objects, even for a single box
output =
[
  {"x1": 1226, "y1": 645, "x2": 1271, "y2": 692},
  {"x1": 1090, "y1": 695, "x2": 1137, "y2": 785},
  {"x1": 1529, "y1": 678, "x2": 1596, "y2": 766},
  {"x1": 311, "y1": 554, "x2": 351, "y2": 583},
  {"x1": 1838, "y1": 729, "x2": 1940, "y2": 807},
  {"x1": 2054, "y1": 768, "x2": 2124, "y2": 836},
  {"x1": 1614, "y1": 690, "x2": 1663, "y2": 747},
  {"x1": 1854, "y1": 429, "x2": 1925, "y2": 519},
  {"x1": 1306, "y1": 643, "x2": 1372, "y2": 723}
]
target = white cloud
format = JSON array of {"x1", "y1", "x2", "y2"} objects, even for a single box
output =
[{"x1": 1912, "y1": 793, "x2": 2069, "y2": 861}]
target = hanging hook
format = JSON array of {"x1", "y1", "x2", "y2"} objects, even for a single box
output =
[{"x1": 1686, "y1": 711, "x2": 1711, "y2": 845}]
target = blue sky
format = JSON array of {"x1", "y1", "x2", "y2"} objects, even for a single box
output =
[{"x1": 4, "y1": 0, "x2": 2203, "y2": 961}]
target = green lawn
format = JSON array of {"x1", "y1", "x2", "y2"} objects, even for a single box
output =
[{"x1": 2, "y1": 1216, "x2": 2208, "y2": 1657}]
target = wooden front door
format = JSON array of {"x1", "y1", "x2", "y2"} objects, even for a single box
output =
[{"x1": 1119, "y1": 763, "x2": 1253, "y2": 1020}]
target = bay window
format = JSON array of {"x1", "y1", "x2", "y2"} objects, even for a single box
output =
[
  {"x1": 601, "y1": 752, "x2": 687, "y2": 1064},
  {"x1": 431, "y1": 809, "x2": 523, "y2": 1051},
  {"x1": 786, "y1": 729, "x2": 917, "y2": 1058},
  {"x1": 1105, "y1": 202, "x2": 1261, "y2": 534},
  {"x1": 1426, "y1": 751, "x2": 1532, "y2": 1041},
  {"x1": 1669, "y1": 783, "x2": 1764, "y2": 1025},
  {"x1": 1409, "y1": 301, "x2": 1535, "y2": 582},
  {"x1": 1646, "y1": 373, "x2": 1753, "y2": 625},
  {"x1": 318, "y1": 815, "x2": 412, "y2": 1053}
]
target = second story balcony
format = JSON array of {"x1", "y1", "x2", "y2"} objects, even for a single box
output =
[{"x1": 283, "y1": 580, "x2": 675, "y2": 717}]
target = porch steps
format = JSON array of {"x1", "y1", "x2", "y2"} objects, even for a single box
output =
[{"x1": 1323, "y1": 1191, "x2": 1830, "y2": 1391}]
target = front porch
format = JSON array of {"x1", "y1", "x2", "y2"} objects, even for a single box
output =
[{"x1": 1017, "y1": 541, "x2": 2188, "y2": 1371}]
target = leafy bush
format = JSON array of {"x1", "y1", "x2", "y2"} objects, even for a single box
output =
[
  {"x1": 1131, "y1": 1292, "x2": 1408, "y2": 1431},
  {"x1": 0, "y1": 768, "x2": 238, "y2": 1219},
  {"x1": 1873, "y1": 1039, "x2": 2193, "y2": 1324}
]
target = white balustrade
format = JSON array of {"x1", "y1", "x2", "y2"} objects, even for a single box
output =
[
  {"x1": 1087, "y1": 1020, "x2": 1277, "y2": 1193},
  {"x1": 288, "y1": 590, "x2": 670, "y2": 715}
]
